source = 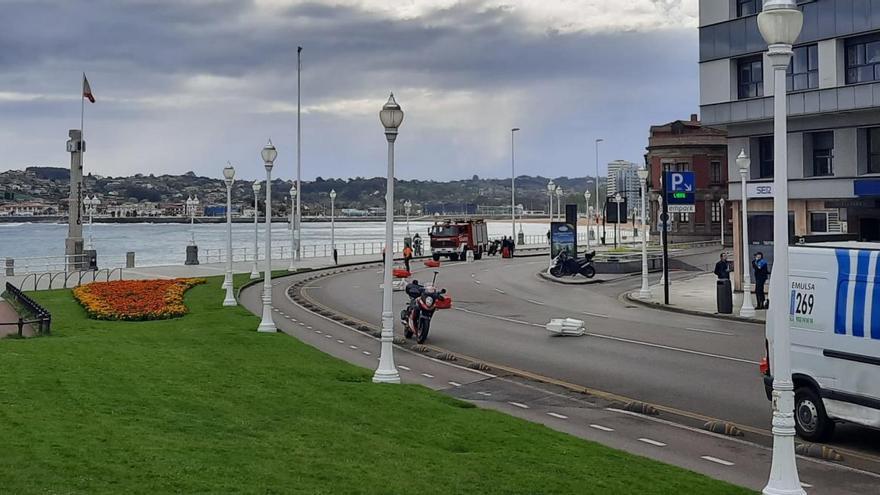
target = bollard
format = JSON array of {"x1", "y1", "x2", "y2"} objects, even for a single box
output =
[
  {"x1": 5, "y1": 257, "x2": 13, "y2": 276},
  {"x1": 126, "y1": 251, "x2": 135, "y2": 268}
]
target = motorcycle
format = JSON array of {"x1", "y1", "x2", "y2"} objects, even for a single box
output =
[
  {"x1": 400, "y1": 272, "x2": 449, "y2": 344},
  {"x1": 549, "y1": 250, "x2": 596, "y2": 279},
  {"x1": 487, "y1": 239, "x2": 501, "y2": 256}
]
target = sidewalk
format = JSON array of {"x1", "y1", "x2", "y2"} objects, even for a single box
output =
[
  {"x1": 0, "y1": 300, "x2": 32, "y2": 338},
  {"x1": 629, "y1": 272, "x2": 767, "y2": 323}
]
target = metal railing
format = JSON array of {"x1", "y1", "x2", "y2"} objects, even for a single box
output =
[
  {"x1": 202, "y1": 240, "x2": 415, "y2": 264},
  {"x1": 2, "y1": 282, "x2": 51, "y2": 336},
  {"x1": 15, "y1": 268, "x2": 124, "y2": 292}
]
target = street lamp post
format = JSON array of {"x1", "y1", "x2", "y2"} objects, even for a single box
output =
[
  {"x1": 288, "y1": 185, "x2": 297, "y2": 271},
  {"x1": 511, "y1": 127, "x2": 520, "y2": 241},
  {"x1": 638, "y1": 166, "x2": 650, "y2": 299},
  {"x1": 555, "y1": 186, "x2": 563, "y2": 221},
  {"x1": 374, "y1": 93, "x2": 403, "y2": 384},
  {"x1": 330, "y1": 189, "x2": 337, "y2": 263},
  {"x1": 257, "y1": 141, "x2": 278, "y2": 333},
  {"x1": 404, "y1": 199, "x2": 412, "y2": 239},
  {"x1": 187, "y1": 195, "x2": 199, "y2": 246},
  {"x1": 595, "y1": 138, "x2": 603, "y2": 228},
  {"x1": 222, "y1": 164, "x2": 237, "y2": 307},
  {"x1": 250, "y1": 182, "x2": 261, "y2": 279},
  {"x1": 738, "y1": 150, "x2": 756, "y2": 318},
  {"x1": 584, "y1": 190, "x2": 591, "y2": 250},
  {"x1": 758, "y1": 2, "x2": 804, "y2": 494},
  {"x1": 84, "y1": 195, "x2": 99, "y2": 249},
  {"x1": 720, "y1": 197, "x2": 726, "y2": 247},
  {"x1": 614, "y1": 192, "x2": 622, "y2": 249},
  {"x1": 547, "y1": 180, "x2": 555, "y2": 221},
  {"x1": 657, "y1": 194, "x2": 666, "y2": 287}
]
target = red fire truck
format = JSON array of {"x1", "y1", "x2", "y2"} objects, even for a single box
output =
[{"x1": 429, "y1": 219, "x2": 489, "y2": 261}]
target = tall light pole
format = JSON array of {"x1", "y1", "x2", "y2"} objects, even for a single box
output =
[
  {"x1": 594, "y1": 138, "x2": 603, "y2": 228},
  {"x1": 257, "y1": 141, "x2": 278, "y2": 333},
  {"x1": 288, "y1": 185, "x2": 297, "y2": 271},
  {"x1": 555, "y1": 186, "x2": 563, "y2": 221},
  {"x1": 638, "y1": 166, "x2": 650, "y2": 299},
  {"x1": 511, "y1": 127, "x2": 520, "y2": 240},
  {"x1": 84, "y1": 195, "x2": 99, "y2": 249},
  {"x1": 250, "y1": 182, "x2": 261, "y2": 280},
  {"x1": 758, "y1": 2, "x2": 804, "y2": 494},
  {"x1": 222, "y1": 164, "x2": 237, "y2": 307},
  {"x1": 613, "y1": 192, "x2": 622, "y2": 249},
  {"x1": 584, "y1": 190, "x2": 591, "y2": 250},
  {"x1": 187, "y1": 195, "x2": 198, "y2": 246},
  {"x1": 547, "y1": 180, "x2": 555, "y2": 221},
  {"x1": 374, "y1": 93, "x2": 403, "y2": 384},
  {"x1": 295, "y1": 46, "x2": 303, "y2": 263},
  {"x1": 404, "y1": 199, "x2": 412, "y2": 239},
  {"x1": 738, "y1": 150, "x2": 756, "y2": 318},
  {"x1": 657, "y1": 194, "x2": 665, "y2": 287},
  {"x1": 330, "y1": 189, "x2": 337, "y2": 261},
  {"x1": 720, "y1": 197, "x2": 726, "y2": 247}
]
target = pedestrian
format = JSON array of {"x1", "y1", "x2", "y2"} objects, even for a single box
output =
[
  {"x1": 714, "y1": 253, "x2": 731, "y2": 280},
  {"x1": 413, "y1": 233, "x2": 422, "y2": 256},
  {"x1": 752, "y1": 252, "x2": 769, "y2": 309},
  {"x1": 403, "y1": 243, "x2": 413, "y2": 272}
]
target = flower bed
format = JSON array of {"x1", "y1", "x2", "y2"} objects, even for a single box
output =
[{"x1": 73, "y1": 278, "x2": 206, "y2": 321}]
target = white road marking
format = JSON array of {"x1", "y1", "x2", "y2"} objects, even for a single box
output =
[
  {"x1": 306, "y1": 326, "x2": 312, "y2": 329},
  {"x1": 508, "y1": 401, "x2": 530, "y2": 409},
  {"x1": 421, "y1": 373, "x2": 434, "y2": 379},
  {"x1": 547, "y1": 412, "x2": 568, "y2": 420},
  {"x1": 582, "y1": 311, "x2": 609, "y2": 319},
  {"x1": 398, "y1": 365, "x2": 411, "y2": 371},
  {"x1": 362, "y1": 351, "x2": 371, "y2": 356},
  {"x1": 494, "y1": 288, "x2": 506, "y2": 294},
  {"x1": 589, "y1": 424, "x2": 615, "y2": 432},
  {"x1": 701, "y1": 456, "x2": 734, "y2": 466},
  {"x1": 526, "y1": 299, "x2": 545, "y2": 306},
  {"x1": 314, "y1": 330, "x2": 322, "y2": 334},
  {"x1": 588, "y1": 333, "x2": 760, "y2": 365},
  {"x1": 638, "y1": 438, "x2": 667, "y2": 447},
  {"x1": 337, "y1": 339, "x2": 345, "y2": 344},
  {"x1": 298, "y1": 322, "x2": 306, "y2": 326},
  {"x1": 476, "y1": 391, "x2": 492, "y2": 397},
  {"x1": 448, "y1": 381, "x2": 462, "y2": 387},
  {"x1": 454, "y1": 307, "x2": 543, "y2": 328},
  {"x1": 801, "y1": 483, "x2": 813, "y2": 488},
  {"x1": 474, "y1": 280, "x2": 481, "y2": 284},
  {"x1": 349, "y1": 345, "x2": 358, "y2": 350},
  {"x1": 684, "y1": 327, "x2": 735, "y2": 336},
  {"x1": 324, "y1": 334, "x2": 333, "y2": 339}
]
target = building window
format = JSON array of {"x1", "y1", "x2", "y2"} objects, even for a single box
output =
[
  {"x1": 787, "y1": 45, "x2": 818, "y2": 91},
  {"x1": 758, "y1": 136, "x2": 774, "y2": 179},
  {"x1": 737, "y1": 0, "x2": 758, "y2": 17},
  {"x1": 673, "y1": 162, "x2": 689, "y2": 172},
  {"x1": 868, "y1": 127, "x2": 880, "y2": 174},
  {"x1": 810, "y1": 213, "x2": 828, "y2": 233},
  {"x1": 738, "y1": 56, "x2": 764, "y2": 99},
  {"x1": 677, "y1": 212, "x2": 690, "y2": 223},
  {"x1": 710, "y1": 161, "x2": 722, "y2": 183},
  {"x1": 810, "y1": 131, "x2": 834, "y2": 177},
  {"x1": 846, "y1": 34, "x2": 880, "y2": 84},
  {"x1": 710, "y1": 202, "x2": 721, "y2": 223}
]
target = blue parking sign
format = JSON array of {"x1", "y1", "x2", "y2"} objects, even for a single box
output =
[{"x1": 665, "y1": 171, "x2": 695, "y2": 193}]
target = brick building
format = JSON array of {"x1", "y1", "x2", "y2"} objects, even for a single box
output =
[{"x1": 646, "y1": 114, "x2": 731, "y2": 242}]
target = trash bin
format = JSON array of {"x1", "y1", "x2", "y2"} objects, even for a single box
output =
[
  {"x1": 716, "y1": 279, "x2": 733, "y2": 314},
  {"x1": 85, "y1": 249, "x2": 98, "y2": 270},
  {"x1": 185, "y1": 245, "x2": 200, "y2": 265}
]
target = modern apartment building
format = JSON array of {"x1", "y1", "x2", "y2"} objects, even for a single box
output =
[
  {"x1": 699, "y1": 0, "x2": 880, "y2": 286},
  {"x1": 606, "y1": 160, "x2": 642, "y2": 219}
]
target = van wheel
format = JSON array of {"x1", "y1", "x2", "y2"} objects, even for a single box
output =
[
  {"x1": 432, "y1": 253, "x2": 441, "y2": 262},
  {"x1": 450, "y1": 253, "x2": 460, "y2": 262},
  {"x1": 473, "y1": 247, "x2": 483, "y2": 260},
  {"x1": 795, "y1": 386, "x2": 834, "y2": 442}
]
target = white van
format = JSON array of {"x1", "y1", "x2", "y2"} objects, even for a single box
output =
[{"x1": 761, "y1": 242, "x2": 880, "y2": 441}]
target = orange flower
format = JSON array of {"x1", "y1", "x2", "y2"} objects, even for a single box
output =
[{"x1": 73, "y1": 278, "x2": 205, "y2": 321}]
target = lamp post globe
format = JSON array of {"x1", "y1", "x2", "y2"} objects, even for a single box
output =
[
  {"x1": 257, "y1": 140, "x2": 278, "y2": 333},
  {"x1": 758, "y1": 2, "x2": 805, "y2": 494},
  {"x1": 288, "y1": 185, "x2": 297, "y2": 271},
  {"x1": 374, "y1": 93, "x2": 402, "y2": 384},
  {"x1": 222, "y1": 164, "x2": 237, "y2": 307},
  {"x1": 250, "y1": 182, "x2": 261, "y2": 280},
  {"x1": 637, "y1": 166, "x2": 650, "y2": 299}
]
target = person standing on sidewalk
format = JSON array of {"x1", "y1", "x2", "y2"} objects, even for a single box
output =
[
  {"x1": 714, "y1": 253, "x2": 731, "y2": 280},
  {"x1": 752, "y1": 252, "x2": 769, "y2": 309},
  {"x1": 402, "y1": 244, "x2": 413, "y2": 272}
]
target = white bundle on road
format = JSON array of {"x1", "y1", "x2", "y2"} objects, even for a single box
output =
[{"x1": 545, "y1": 318, "x2": 586, "y2": 337}]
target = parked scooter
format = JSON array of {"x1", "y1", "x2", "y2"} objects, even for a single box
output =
[
  {"x1": 400, "y1": 272, "x2": 449, "y2": 344},
  {"x1": 549, "y1": 251, "x2": 596, "y2": 279}
]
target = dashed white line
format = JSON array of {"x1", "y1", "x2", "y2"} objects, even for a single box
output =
[
  {"x1": 324, "y1": 334, "x2": 333, "y2": 339},
  {"x1": 398, "y1": 365, "x2": 411, "y2": 371},
  {"x1": 298, "y1": 322, "x2": 306, "y2": 326},
  {"x1": 801, "y1": 483, "x2": 813, "y2": 489},
  {"x1": 337, "y1": 339, "x2": 345, "y2": 344},
  {"x1": 448, "y1": 381, "x2": 462, "y2": 387},
  {"x1": 701, "y1": 456, "x2": 734, "y2": 466},
  {"x1": 306, "y1": 326, "x2": 312, "y2": 329},
  {"x1": 589, "y1": 424, "x2": 615, "y2": 432},
  {"x1": 476, "y1": 391, "x2": 492, "y2": 397},
  {"x1": 314, "y1": 330, "x2": 322, "y2": 334},
  {"x1": 638, "y1": 438, "x2": 667, "y2": 447},
  {"x1": 362, "y1": 351, "x2": 371, "y2": 356},
  {"x1": 349, "y1": 345, "x2": 358, "y2": 350},
  {"x1": 421, "y1": 373, "x2": 434, "y2": 379},
  {"x1": 474, "y1": 280, "x2": 482, "y2": 285},
  {"x1": 508, "y1": 401, "x2": 530, "y2": 409},
  {"x1": 582, "y1": 311, "x2": 609, "y2": 319},
  {"x1": 526, "y1": 299, "x2": 545, "y2": 306},
  {"x1": 547, "y1": 412, "x2": 568, "y2": 420},
  {"x1": 494, "y1": 288, "x2": 506, "y2": 294},
  {"x1": 684, "y1": 327, "x2": 735, "y2": 336}
]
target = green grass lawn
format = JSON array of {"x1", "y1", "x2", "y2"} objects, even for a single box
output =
[{"x1": 0, "y1": 275, "x2": 753, "y2": 494}]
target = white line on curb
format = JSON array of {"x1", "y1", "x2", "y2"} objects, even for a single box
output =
[
  {"x1": 547, "y1": 412, "x2": 568, "y2": 419},
  {"x1": 508, "y1": 402, "x2": 529, "y2": 409},
  {"x1": 589, "y1": 424, "x2": 615, "y2": 432},
  {"x1": 701, "y1": 456, "x2": 734, "y2": 466},
  {"x1": 638, "y1": 438, "x2": 667, "y2": 447}
]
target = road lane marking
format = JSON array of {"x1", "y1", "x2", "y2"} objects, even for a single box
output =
[
  {"x1": 801, "y1": 483, "x2": 813, "y2": 488},
  {"x1": 448, "y1": 381, "x2": 462, "y2": 387},
  {"x1": 454, "y1": 307, "x2": 543, "y2": 328},
  {"x1": 701, "y1": 456, "x2": 734, "y2": 466},
  {"x1": 494, "y1": 288, "x2": 506, "y2": 294},
  {"x1": 399, "y1": 365, "x2": 411, "y2": 371},
  {"x1": 421, "y1": 373, "x2": 434, "y2": 379},
  {"x1": 324, "y1": 334, "x2": 333, "y2": 339},
  {"x1": 547, "y1": 412, "x2": 568, "y2": 419},
  {"x1": 362, "y1": 351, "x2": 371, "y2": 356},
  {"x1": 589, "y1": 424, "x2": 615, "y2": 432},
  {"x1": 349, "y1": 345, "x2": 358, "y2": 350},
  {"x1": 587, "y1": 333, "x2": 760, "y2": 365},
  {"x1": 474, "y1": 280, "x2": 481, "y2": 284},
  {"x1": 306, "y1": 326, "x2": 312, "y2": 329},
  {"x1": 508, "y1": 402, "x2": 529, "y2": 409},
  {"x1": 526, "y1": 299, "x2": 545, "y2": 306},
  {"x1": 582, "y1": 311, "x2": 609, "y2": 319},
  {"x1": 477, "y1": 392, "x2": 492, "y2": 397},
  {"x1": 337, "y1": 340, "x2": 345, "y2": 344},
  {"x1": 684, "y1": 327, "x2": 735, "y2": 336},
  {"x1": 299, "y1": 322, "x2": 306, "y2": 326},
  {"x1": 314, "y1": 330, "x2": 322, "y2": 334},
  {"x1": 638, "y1": 438, "x2": 667, "y2": 447}
]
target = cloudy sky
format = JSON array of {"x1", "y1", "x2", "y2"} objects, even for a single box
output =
[{"x1": 0, "y1": 0, "x2": 699, "y2": 181}]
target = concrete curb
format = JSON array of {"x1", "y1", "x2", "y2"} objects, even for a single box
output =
[{"x1": 623, "y1": 291, "x2": 765, "y2": 325}]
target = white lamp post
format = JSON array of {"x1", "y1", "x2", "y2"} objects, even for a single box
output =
[
  {"x1": 250, "y1": 182, "x2": 261, "y2": 279},
  {"x1": 758, "y1": 2, "x2": 804, "y2": 494},
  {"x1": 547, "y1": 180, "x2": 555, "y2": 221},
  {"x1": 595, "y1": 138, "x2": 603, "y2": 226},
  {"x1": 738, "y1": 150, "x2": 756, "y2": 318},
  {"x1": 374, "y1": 93, "x2": 403, "y2": 384},
  {"x1": 404, "y1": 199, "x2": 411, "y2": 239},
  {"x1": 330, "y1": 189, "x2": 337, "y2": 261},
  {"x1": 84, "y1": 195, "x2": 99, "y2": 249},
  {"x1": 257, "y1": 141, "x2": 278, "y2": 333},
  {"x1": 637, "y1": 166, "x2": 650, "y2": 299},
  {"x1": 720, "y1": 197, "x2": 726, "y2": 247},
  {"x1": 555, "y1": 186, "x2": 563, "y2": 221},
  {"x1": 614, "y1": 192, "x2": 623, "y2": 248},
  {"x1": 511, "y1": 127, "x2": 520, "y2": 240},
  {"x1": 187, "y1": 195, "x2": 199, "y2": 246},
  {"x1": 222, "y1": 164, "x2": 237, "y2": 307},
  {"x1": 584, "y1": 190, "x2": 591, "y2": 249},
  {"x1": 288, "y1": 185, "x2": 297, "y2": 271}
]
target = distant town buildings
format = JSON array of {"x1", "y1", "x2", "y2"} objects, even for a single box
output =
[{"x1": 606, "y1": 160, "x2": 642, "y2": 220}]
